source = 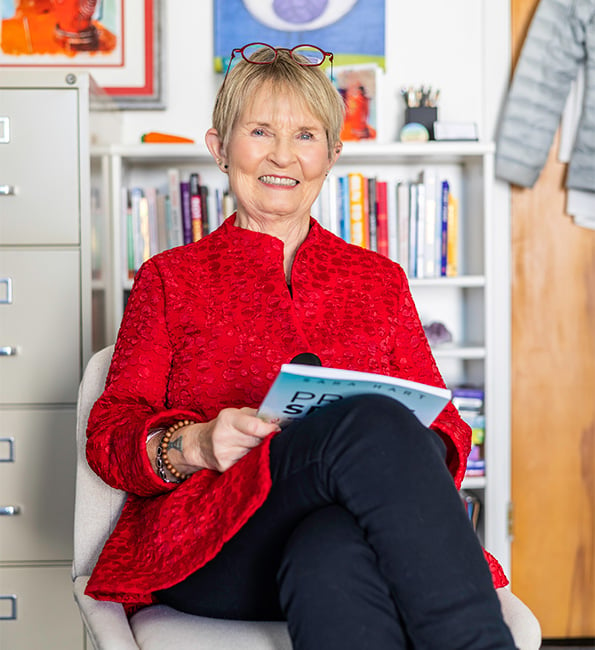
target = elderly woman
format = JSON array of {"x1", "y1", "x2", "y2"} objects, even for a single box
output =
[{"x1": 85, "y1": 44, "x2": 515, "y2": 649}]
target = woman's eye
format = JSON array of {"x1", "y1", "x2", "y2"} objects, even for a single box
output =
[
  {"x1": 299, "y1": 132, "x2": 314, "y2": 140},
  {"x1": 252, "y1": 128, "x2": 266, "y2": 136}
]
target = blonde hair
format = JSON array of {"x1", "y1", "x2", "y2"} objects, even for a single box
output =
[{"x1": 212, "y1": 47, "x2": 345, "y2": 158}]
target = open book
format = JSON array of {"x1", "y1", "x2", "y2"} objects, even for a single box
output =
[{"x1": 258, "y1": 364, "x2": 451, "y2": 428}]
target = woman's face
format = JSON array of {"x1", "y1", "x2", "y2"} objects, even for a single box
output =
[{"x1": 223, "y1": 85, "x2": 338, "y2": 226}]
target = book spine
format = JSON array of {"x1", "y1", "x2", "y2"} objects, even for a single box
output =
[
  {"x1": 189, "y1": 173, "x2": 203, "y2": 242},
  {"x1": 446, "y1": 192, "x2": 459, "y2": 277},
  {"x1": 144, "y1": 186, "x2": 159, "y2": 257},
  {"x1": 167, "y1": 168, "x2": 184, "y2": 247},
  {"x1": 440, "y1": 180, "x2": 450, "y2": 276},
  {"x1": 338, "y1": 175, "x2": 351, "y2": 244},
  {"x1": 421, "y1": 168, "x2": 437, "y2": 278},
  {"x1": 367, "y1": 177, "x2": 377, "y2": 252},
  {"x1": 180, "y1": 180, "x2": 192, "y2": 244},
  {"x1": 200, "y1": 183, "x2": 210, "y2": 236},
  {"x1": 348, "y1": 172, "x2": 366, "y2": 248},
  {"x1": 396, "y1": 181, "x2": 409, "y2": 271},
  {"x1": 408, "y1": 182, "x2": 418, "y2": 277},
  {"x1": 376, "y1": 180, "x2": 389, "y2": 258}
]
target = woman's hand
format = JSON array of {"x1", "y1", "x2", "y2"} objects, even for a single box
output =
[{"x1": 149, "y1": 408, "x2": 281, "y2": 477}]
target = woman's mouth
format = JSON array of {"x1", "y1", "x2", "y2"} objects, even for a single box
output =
[{"x1": 259, "y1": 175, "x2": 299, "y2": 187}]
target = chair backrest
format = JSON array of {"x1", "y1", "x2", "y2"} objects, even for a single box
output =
[{"x1": 72, "y1": 345, "x2": 127, "y2": 580}]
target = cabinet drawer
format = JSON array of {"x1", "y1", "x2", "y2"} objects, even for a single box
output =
[
  {"x1": 0, "y1": 408, "x2": 76, "y2": 562},
  {"x1": 0, "y1": 565, "x2": 83, "y2": 650},
  {"x1": 0, "y1": 88, "x2": 80, "y2": 245},
  {"x1": 0, "y1": 249, "x2": 81, "y2": 404}
]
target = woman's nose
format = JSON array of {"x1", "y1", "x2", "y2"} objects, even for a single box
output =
[{"x1": 268, "y1": 137, "x2": 295, "y2": 166}]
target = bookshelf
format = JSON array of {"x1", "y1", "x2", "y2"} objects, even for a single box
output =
[{"x1": 91, "y1": 139, "x2": 510, "y2": 575}]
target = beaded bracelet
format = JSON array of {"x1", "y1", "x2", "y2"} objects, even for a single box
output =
[{"x1": 157, "y1": 419, "x2": 196, "y2": 482}]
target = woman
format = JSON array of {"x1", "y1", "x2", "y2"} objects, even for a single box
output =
[{"x1": 85, "y1": 44, "x2": 515, "y2": 648}]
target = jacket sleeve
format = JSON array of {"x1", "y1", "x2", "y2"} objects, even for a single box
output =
[
  {"x1": 86, "y1": 259, "x2": 207, "y2": 497},
  {"x1": 495, "y1": 0, "x2": 585, "y2": 187},
  {"x1": 389, "y1": 265, "x2": 471, "y2": 488}
]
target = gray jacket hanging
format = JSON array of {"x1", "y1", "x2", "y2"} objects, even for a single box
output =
[{"x1": 495, "y1": 0, "x2": 595, "y2": 192}]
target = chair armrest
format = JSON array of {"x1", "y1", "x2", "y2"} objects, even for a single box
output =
[
  {"x1": 73, "y1": 576, "x2": 139, "y2": 650},
  {"x1": 497, "y1": 587, "x2": 541, "y2": 650}
]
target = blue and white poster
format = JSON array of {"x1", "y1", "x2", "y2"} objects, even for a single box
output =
[{"x1": 214, "y1": 0, "x2": 385, "y2": 72}]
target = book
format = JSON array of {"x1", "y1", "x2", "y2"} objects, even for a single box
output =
[
  {"x1": 348, "y1": 172, "x2": 367, "y2": 248},
  {"x1": 166, "y1": 168, "x2": 184, "y2": 248},
  {"x1": 446, "y1": 192, "x2": 459, "y2": 277},
  {"x1": 180, "y1": 181, "x2": 192, "y2": 244},
  {"x1": 258, "y1": 363, "x2": 451, "y2": 428},
  {"x1": 189, "y1": 172, "x2": 203, "y2": 242},
  {"x1": 375, "y1": 180, "x2": 389, "y2": 258}
]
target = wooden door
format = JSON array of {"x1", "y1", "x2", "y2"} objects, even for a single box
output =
[{"x1": 510, "y1": 0, "x2": 595, "y2": 638}]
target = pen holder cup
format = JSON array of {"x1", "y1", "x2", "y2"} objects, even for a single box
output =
[{"x1": 405, "y1": 106, "x2": 438, "y2": 140}]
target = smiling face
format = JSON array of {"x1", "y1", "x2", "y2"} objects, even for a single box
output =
[{"x1": 207, "y1": 83, "x2": 341, "y2": 230}]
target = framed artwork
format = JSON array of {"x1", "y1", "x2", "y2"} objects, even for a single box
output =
[
  {"x1": 334, "y1": 63, "x2": 381, "y2": 142},
  {"x1": 0, "y1": 0, "x2": 164, "y2": 109},
  {"x1": 214, "y1": 0, "x2": 385, "y2": 73}
]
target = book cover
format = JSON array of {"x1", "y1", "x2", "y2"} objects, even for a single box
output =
[{"x1": 258, "y1": 364, "x2": 451, "y2": 428}]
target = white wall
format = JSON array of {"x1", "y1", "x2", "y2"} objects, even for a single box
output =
[{"x1": 118, "y1": 1, "x2": 511, "y2": 145}]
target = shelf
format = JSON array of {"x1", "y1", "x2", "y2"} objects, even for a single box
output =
[
  {"x1": 409, "y1": 275, "x2": 485, "y2": 289},
  {"x1": 91, "y1": 140, "x2": 495, "y2": 165},
  {"x1": 432, "y1": 346, "x2": 485, "y2": 360}
]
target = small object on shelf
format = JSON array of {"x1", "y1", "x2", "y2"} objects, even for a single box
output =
[
  {"x1": 423, "y1": 321, "x2": 453, "y2": 346},
  {"x1": 433, "y1": 122, "x2": 478, "y2": 141},
  {"x1": 399, "y1": 122, "x2": 429, "y2": 142},
  {"x1": 141, "y1": 132, "x2": 195, "y2": 144},
  {"x1": 400, "y1": 86, "x2": 440, "y2": 140}
]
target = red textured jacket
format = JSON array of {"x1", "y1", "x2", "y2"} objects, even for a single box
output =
[{"x1": 85, "y1": 216, "x2": 508, "y2": 611}]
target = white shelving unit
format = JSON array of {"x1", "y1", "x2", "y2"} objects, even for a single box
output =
[{"x1": 91, "y1": 139, "x2": 510, "y2": 575}]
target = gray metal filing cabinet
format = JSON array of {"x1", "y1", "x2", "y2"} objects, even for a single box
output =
[{"x1": 0, "y1": 71, "x2": 98, "y2": 649}]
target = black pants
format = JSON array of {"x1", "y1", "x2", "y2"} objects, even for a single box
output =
[{"x1": 157, "y1": 395, "x2": 516, "y2": 649}]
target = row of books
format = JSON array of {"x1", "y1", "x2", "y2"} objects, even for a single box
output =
[
  {"x1": 122, "y1": 168, "x2": 459, "y2": 279},
  {"x1": 122, "y1": 168, "x2": 235, "y2": 278},
  {"x1": 453, "y1": 386, "x2": 486, "y2": 478},
  {"x1": 313, "y1": 170, "x2": 459, "y2": 278}
]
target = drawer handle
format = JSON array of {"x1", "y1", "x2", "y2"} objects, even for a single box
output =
[
  {"x1": 0, "y1": 595, "x2": 17, "y2": 620},
  {"x1": 0, "y1": 505, "x2": 21, "y2": 516},
  {"x1": 0, "y1": 185, "x2": 15, "y2": 196},
  {"x1": 0, "y1": 437, "x2": 15, "y2": 462},
  {"x1": 0, "y1": 346, "x2": 17, "y2": 356},
  {"x1": 0, "y1": 278, "x2": 12, "y2": 304}
]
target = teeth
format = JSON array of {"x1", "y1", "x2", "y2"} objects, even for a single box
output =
[{"x1": 259, "y1": 175, "x2": 298, "y2": 186}]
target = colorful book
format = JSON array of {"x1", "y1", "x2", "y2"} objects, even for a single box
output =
[
  {"x1": 367, "y1": 177, "x2": 377, "y2": 252},
  {"x1": 375, "y1": 180, "x2": 389, "y2": 258},
  {"x1": 446, "y1": 193, "x2": 459, "y2": 277},
  {"x1": 348, "y1": 172, "x2": 367, "y2": 248},
  {"x1": 439, "y1": 180, "x2": 450, "y2": 276},
  {"x1": 180, "y1": 180, "x2": 192, "y2": 244},
  {"x1": 258, "y1": 363, "x2": 451, "y2": 428},
  {"x1": 189, "y1": 173, "x2": 203, "y2": 242}
]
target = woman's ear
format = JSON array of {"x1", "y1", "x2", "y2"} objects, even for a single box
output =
[
  {"x1": 328, "y1": 141, "x2": 343, "y2": 170},
  {"x1": 205, "y1": 128, "x2": 227, "y2": 170}
]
